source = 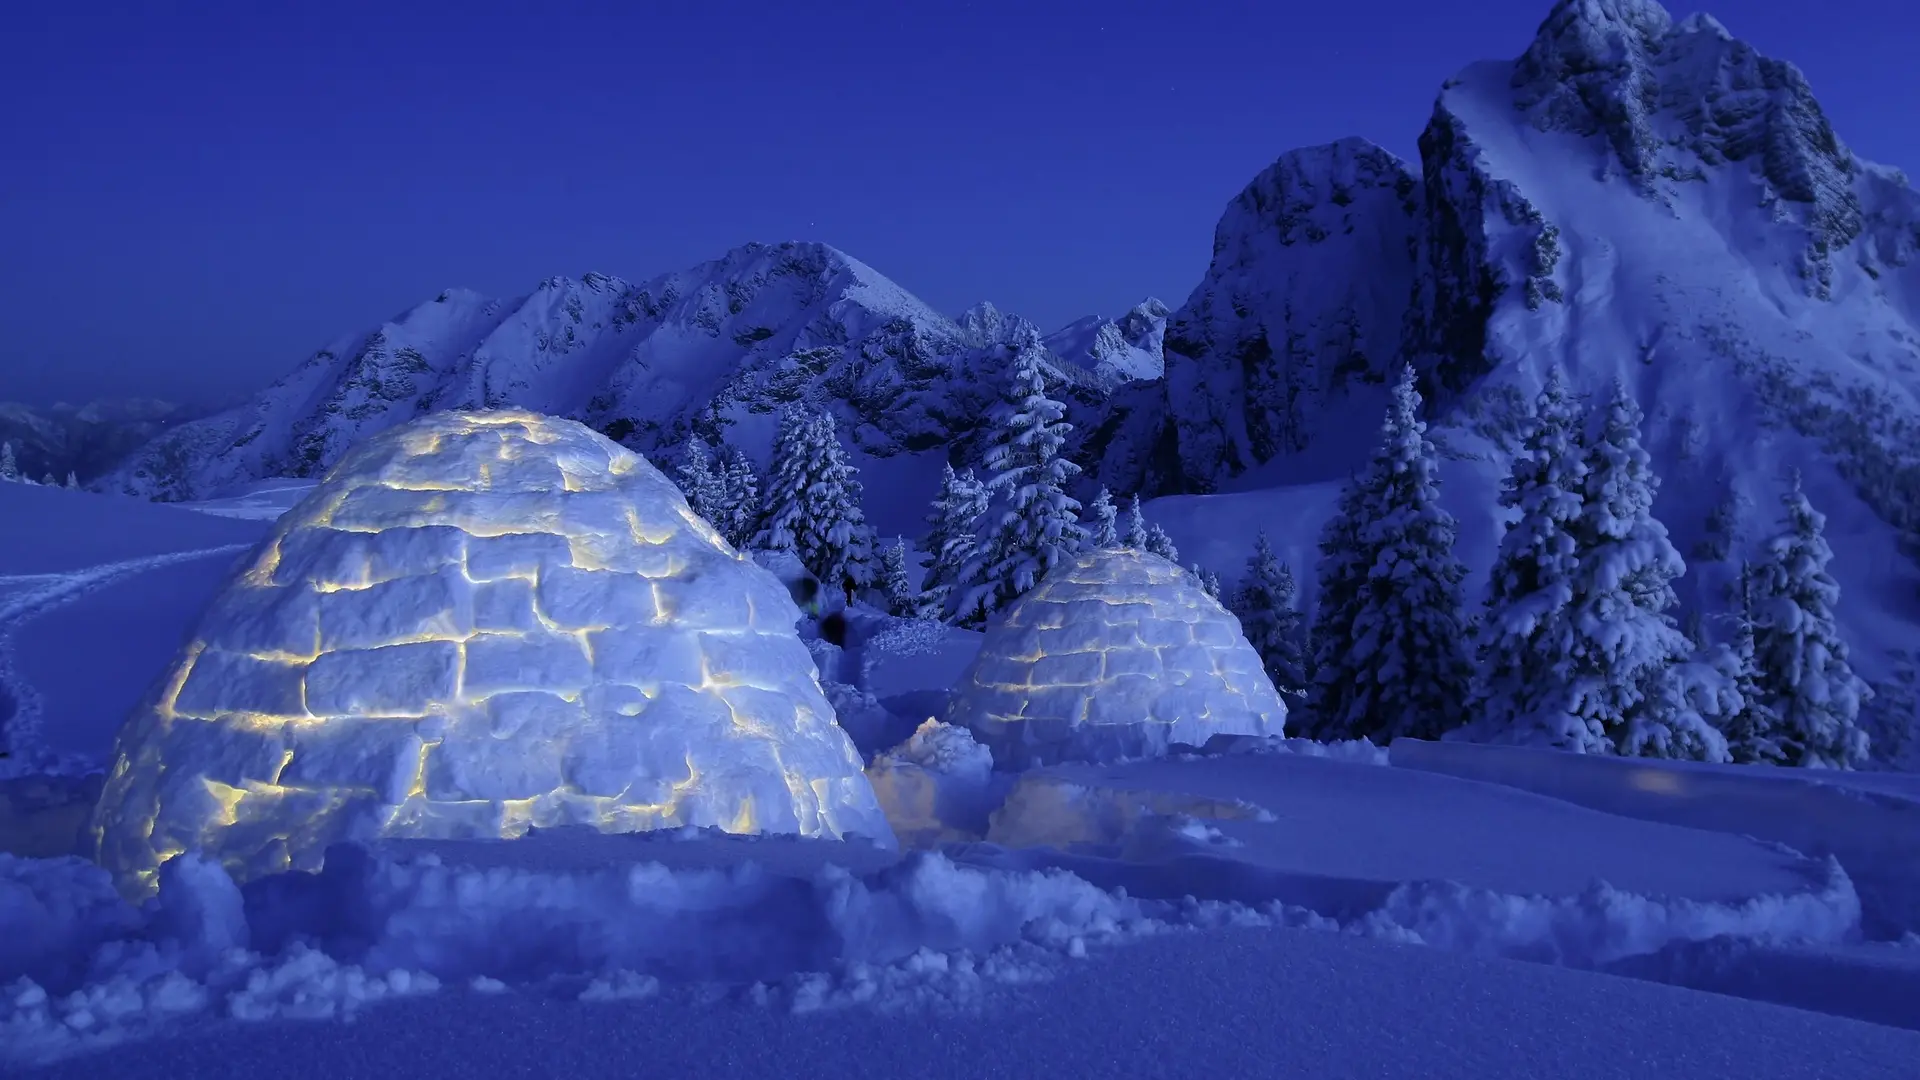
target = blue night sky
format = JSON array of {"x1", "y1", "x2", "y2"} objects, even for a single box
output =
[{"x1": 3, "y1": 0, "x2": 1913, "y2": 407}]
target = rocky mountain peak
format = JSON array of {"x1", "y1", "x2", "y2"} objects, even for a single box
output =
[
  {"x1": 1213, "y1": 138, "x2": 1418, "y2": 258},
  {"x1": 1502, "y1": 0, "x2": 1865, "y2": 292}
]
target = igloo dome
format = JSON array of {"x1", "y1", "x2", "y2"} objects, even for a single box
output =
[
  {"x1": 949, "y1": 548, "x2": 1286, "y2": 768},
  {"x1": 93, "y1": 410, "x2": 892, "y2": 900}
]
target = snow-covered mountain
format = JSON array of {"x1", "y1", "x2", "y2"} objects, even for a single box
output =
[
  {"x1": 1078, "y1": 0, "x2": 1920, "y2": 765},
  {"x1": 1042, "y1": 298, "x2": 1170, "y2": 389},
  {"x1": 0, "y1": 399, "x2": 205, "y2": 484},
  {"x1": 1089, "y1": 0, "x2": 1920, "y2": 506},
  {"x1": 105, "y1": 244, "x2": 1104, "y2": 507}
]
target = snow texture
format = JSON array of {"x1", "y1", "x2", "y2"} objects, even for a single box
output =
[
  {"x1": 91, "y1": 410, "x2": 891, "y2": 901},
  {"x1": 949, "y1": 548, "x2": 1285, "y2": 767}
]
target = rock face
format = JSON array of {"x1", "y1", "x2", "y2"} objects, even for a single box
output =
[
  {"x1": 1087, "y1": 0, "x2": 1920, "y2": 501},
  {"x1": 948, "y1": 549, "x2": 1285, "y2": 768},
  {"x1": 92, "y1": 410, "x2": 892, "y2": 900}
]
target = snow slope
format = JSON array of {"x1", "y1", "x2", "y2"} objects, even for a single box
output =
[{"x1": 0, "y1": 483, "x2": 269, "y2": 780}]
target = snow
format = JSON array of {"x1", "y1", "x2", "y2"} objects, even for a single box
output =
[
  {"x1": 7, "y1": 1, "x2": 1920, "y2": 1072},
  {"x1": 949, "y1": 549, "x2": 1285, "y2": 767},
  {"x1": 5, "y1": 731, "x2": 1916, "y2": 1072},
  {"x1": 91, "y1": 411, "x2": 892, "y2": 902},
  {"x1": 1040, "y1": 298, "x2": 1169, "y2": 387},
  {"x1": 1392, "y1": 736, "x2": 1920, "y2": 939}
]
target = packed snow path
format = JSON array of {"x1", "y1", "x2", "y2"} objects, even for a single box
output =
[{"x1": 0, "y1": 545, "x2": 251, "y2": 775}]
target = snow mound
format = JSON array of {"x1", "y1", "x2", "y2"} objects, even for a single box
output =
[
  {"x1": 867, "y1": 721, "x2": 1006, "y2": 846},
  {"x1": 949, "y1": 549, "x2": 1285, "y2": 767},
  {"x1": 91, "y1": 410, "x2": 892, "y2": 901}
]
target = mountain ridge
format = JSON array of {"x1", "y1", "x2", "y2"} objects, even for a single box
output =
[{"x1": 105, "y1": 242, "x2": 1149, "y2": 505}]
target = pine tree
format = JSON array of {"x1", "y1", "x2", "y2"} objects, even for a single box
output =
[
  {"x1": 949, "y1": 349, "x2": 1087, "y2": 626},
  {"x1": 1693, "y1": 480, "x2": 1744, "y2": 563},
  {"x1": 756, "y1": 405, "x2": 876, "y2": 593},
  {"x1": 1304, "y1": 365, "x2": 1474, "y2": 743},
  {"x1": 880, "y1": 540, "x2": 917, "y2": 618},
  {"x1": 674, "y1": 436, "x2": 725, "y2": 532},
  {"x1": 64, "y1": 471, "x2": 79, "y2": 490},
  {"x1": 714, "y1": 443, "x2": 760, "y2": 548},
  {"x1": 921, "y1": 464, "x2": 988, "y2": 621},
  {"x1": 1566, "y1": 381, "x2": 1726, "y2": 761},
  {"x1": 1228, "y1": 531, "x2": 1309, "y2": 699},
  {"x1": 1722, "y1": 561, "x2": 1787, "y2": 763},
  {"x1": 1085, "y1": 487, "x2": 1119, "y2": 548},
  {"x1": 1749, "y1": 474, "x2": 1872, "y2": 768},
  {"x1": 39, "y1": 473, "x2": 54, "y2": 486},
  {"x1": 1118, "y1": 493, "x2": 1179, "y2": 560},
  {"x1": 1124, "y1": 496, "x2": 1150, "y2": 549},
  {"x1": 0, "y1": 442, "x2": 16, "y2": 482},
  {"x1": 1191, "y1": 564, "x2": 1221, "y2": 599},
  {"x1": 1465, "y1": 368, "x2": 1597, "y2": 750},
  {"x1": 1146, "y1": 524, "x2": 1180, "y2": 563}
]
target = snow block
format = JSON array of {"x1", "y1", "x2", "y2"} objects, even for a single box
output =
[
  {"x1": 92, "y1": 410, "x2": 894, "y2": 901},
  {"x1": 1390, "y1": 738, "x2": 1920, "y2": 938},
  {"x1": 949, "y1": 549, "x2": 1286, "y2": 768}
]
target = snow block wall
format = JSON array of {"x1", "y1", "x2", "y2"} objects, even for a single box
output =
[
  {"x1": 92, "y1": 410, "x2": 892, "y2": 901},
  {"x1": 949, "y1": 549, "x2": 1286, "y2": 768}
]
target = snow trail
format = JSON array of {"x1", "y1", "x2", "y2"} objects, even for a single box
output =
[{"x1": 0, "y1": 544, "x2": 251, "y2": 774}]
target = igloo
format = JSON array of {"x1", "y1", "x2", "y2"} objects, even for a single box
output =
[
  {"x1": 92, "y1": 410, "x2": 892, "y2": 900},
  {"x1": 949, "y1": 548, "x2": 1286, "y2": 768}
]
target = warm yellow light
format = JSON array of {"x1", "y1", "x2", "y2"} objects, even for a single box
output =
[{"x1": 94, "y1": 409, "x2": 888, "y2": 903}]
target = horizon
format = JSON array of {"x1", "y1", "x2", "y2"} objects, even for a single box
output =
[{"x1": 4, "y1": 0, "x2": 1915, "y2": 410}]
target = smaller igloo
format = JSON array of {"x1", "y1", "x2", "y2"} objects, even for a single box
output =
[
  {"x1": 92, "y1": 410, "x2": 892, "y2": 901},
  {"x1": 949, "y1": 548, "x2": 1285, "y2": 767}
]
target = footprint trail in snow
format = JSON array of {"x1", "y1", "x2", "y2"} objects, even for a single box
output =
[{"x1": 0, "y1": 544, "x2": 252, "y2": 775}]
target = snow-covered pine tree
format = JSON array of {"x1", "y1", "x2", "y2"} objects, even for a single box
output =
[
  {"x1": 64, "y1": 472, "x2": 78, "y2": 490},
  {"x1": 1085, "y1": 487, "x2": 1119, "y2": 548},
  {"x1": 0, "y1": 442, "x2": 17, "y2": 482},
  {"x1": 756, "y1": 405, "x2": 876, "y2": 594},
  {"x1": 949, "y1": 348, "x2": 1087, "y2": 626},
  {"x1": 1567, "y1": 381, "x2": 1727, "y2": 761},
  {"x1": 674, "y1": 436, "x2": 724, "y2": 531},
  {"x1": 1722, "y1": 561, "x2": 1787, "y2": 764},
  {"x1": 1748, "y1": 474, "x2": 1872, "y2": 768},
  {"x1": 1123, "y1": 496, "x2": 1149, "y2": 549},
  {"x1": 1145, "y1": 523, "x2": 1179, "y2": 563},
  {"x1": 1117, "y1": 493, "x2": 1178, "y2": 559},
  {"x1": 1191, "y1": 564, "x2": 1221, "y2": 599},
  {"x1": 920, "y1": 463, "x2": 988, "y2": 620},
  {"x1": 1304, "y1": 365, "x2": 1473, "y2": 743},
  {"x1": 880, "y1": 539, "x2": 917, "y2": 618},
  {"x1": 1228, "y1": 531, "x2": 1309, "y2": 698},
  {"x1": 714, "y1": 443, "x2": 760, "y2": 548},
  {"x1": 1464, "y1": 368, "x2": 1597, "y2": 750}
]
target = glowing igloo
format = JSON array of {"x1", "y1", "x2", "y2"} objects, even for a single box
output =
[
  {"x1": 93, "y1": 410, "x2": 892, "y2": 900},
  {"x1": 949, "y1": 548, "x2": 1286, "y2": 768}
]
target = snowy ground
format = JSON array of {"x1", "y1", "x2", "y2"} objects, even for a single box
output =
[{"x1": 3, "y1": 482, "x2": 1919, "y2": 1076}]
